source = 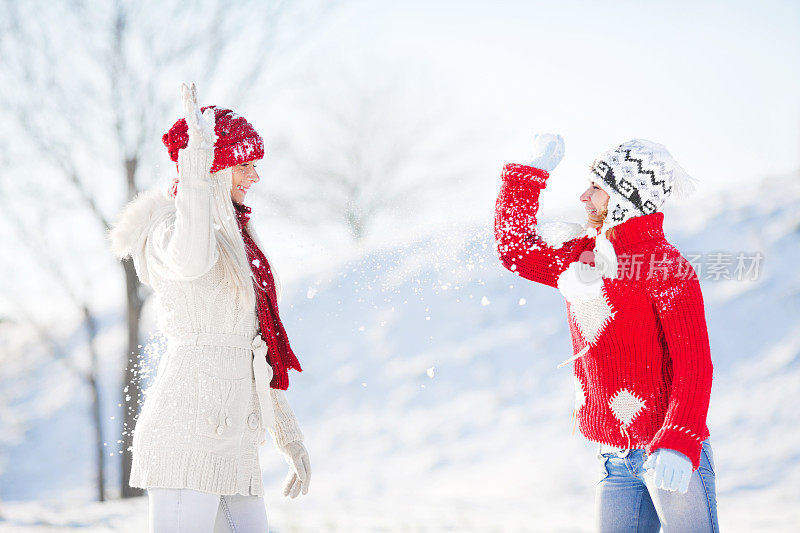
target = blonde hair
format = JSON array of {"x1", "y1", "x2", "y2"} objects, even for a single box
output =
[
  {"x1": 209, "y1": 167, "x2": 256, "y2": 308},
  {"x1": 209, "y1": 167, "x2": 282, "y2": 304},
  {"x1": 588, "y1": 207, "x2": 617, "y2": 242}
]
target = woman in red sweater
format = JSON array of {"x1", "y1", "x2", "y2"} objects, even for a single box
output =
[{"x1": 495, "y1": 135, "x2": 718, "y2": 532}]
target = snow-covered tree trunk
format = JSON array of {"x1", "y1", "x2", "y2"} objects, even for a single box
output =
[
  {"x1": 121, "y1": 261, "x2": 143, "y2": 498},
  {"x1": 82, "y1": 305, "x2": 106, "y2": 502}
]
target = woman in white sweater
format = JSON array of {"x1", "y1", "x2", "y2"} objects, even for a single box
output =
[{"x1": 110, "y1": 83, "x2": 310, "y2": 532}]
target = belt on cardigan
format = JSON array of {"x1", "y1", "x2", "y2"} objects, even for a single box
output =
[
  {"x1": 169, "y1": 332, "x2": 253, "y2": 349},
  {"x1": 168, "y1": 332, "x2": 275, "y2": 441}
]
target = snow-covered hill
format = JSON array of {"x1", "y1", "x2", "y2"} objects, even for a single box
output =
[{"x1": 1, "y1": 175, "x2": 799, "y2": 532}]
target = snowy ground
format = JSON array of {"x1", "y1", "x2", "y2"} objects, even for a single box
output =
[{"x1": 1, "y1": 177, "x2": 799, "y2": 532}]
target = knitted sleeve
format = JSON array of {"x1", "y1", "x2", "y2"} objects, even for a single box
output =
[
  {"x1": 494, "y1": 163, "x2": 592, "y2": 288},
  {"x1": 268, "y1": 388, "x2": 304, "y2": 449},
  {"x1": 148, "y1": 148, "x2": 219, "y2": 280},
  {"x1": 644, "y1": 256, "x2": 713, "y2": 470}
]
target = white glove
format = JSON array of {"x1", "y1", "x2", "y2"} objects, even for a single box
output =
[
  {"x1": 527, "y1": 133, "x2": 565, "y2": 172},
  {"x1": 643, "y1": 448, "x2": 693, "y2": 494},
  {"x1": 556, "y1": 230, "x2": 618, "y2": 303},
  {"x1": 280, "y1": 441, "x2": 311, "y2": 498},
  {"x1": 180, "y1": 82, "x2": 216, "y2": 150},
  {"x1": 557, "y1": 261, "x2": 603, "y2": 302},
  {"x1": 592, "y1": 231, "x2": 618, "y2": 279}
]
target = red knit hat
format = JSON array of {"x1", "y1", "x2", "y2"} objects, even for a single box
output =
[{"x1": 162, "y1": 106, "x2": 264, "y2": 174}]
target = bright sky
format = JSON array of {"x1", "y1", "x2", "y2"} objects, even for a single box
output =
[
  {"x1": 291, "y1": 0, "x2": 800, "y2": 214},
  {"x1": 6, "y1": 0, "x2": 799, "y2": 311}
]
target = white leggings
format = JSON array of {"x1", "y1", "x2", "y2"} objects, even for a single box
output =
[{"x1": 148, "y1": 488, "x2": 268, "y2": 532}]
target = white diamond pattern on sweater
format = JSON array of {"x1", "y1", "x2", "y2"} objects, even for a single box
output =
[
  {"x1": 608, "y1": 388, "x2": 646, "y2": 427},
  {"x1": 568, "y1": 288, "x2": 615, "y2": 345}
]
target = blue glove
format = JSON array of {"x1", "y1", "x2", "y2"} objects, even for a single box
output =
[
  {"x1": 643, "y1": 448, "x2": 692, "y2": 494},
  {"x1": 527, "y1": 133, "x2": 565, "y2": 172}
]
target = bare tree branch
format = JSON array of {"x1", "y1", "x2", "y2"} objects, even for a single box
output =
[{"x1": 266, "y1": 66, "x2": 476, "y2": 242}]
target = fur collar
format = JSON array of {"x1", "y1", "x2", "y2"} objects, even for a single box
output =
[{"x1": 108, "y1": 188, "x2": 174, "y2": 259}]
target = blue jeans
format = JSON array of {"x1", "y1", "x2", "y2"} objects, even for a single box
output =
[{"x1": 595, "y1": 439, "x2": 718, "y2": 532}]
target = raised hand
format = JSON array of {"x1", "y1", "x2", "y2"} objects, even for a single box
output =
[
  {"x1": 281, "y1": 441, "x2": 311, "y2": 498},
  {"x1": 180, "y1": 82, "x2": 216, "y2": 150},
  {"x1": 528, "y1": 133, "x2": 565, "y2": 172}
]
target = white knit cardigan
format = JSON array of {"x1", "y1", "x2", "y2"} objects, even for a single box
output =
[{"x1": 110, "y1": 148, "x2": 303, "y2": 497}]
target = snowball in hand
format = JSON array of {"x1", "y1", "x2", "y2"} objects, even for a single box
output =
[{"x1": 528, "y1": 133, "x2": 565, "y2": 172}]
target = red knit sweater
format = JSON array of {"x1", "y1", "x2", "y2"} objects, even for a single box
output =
[{"x1": 495, "y1": 163, "x2": 713, "y2": 470}]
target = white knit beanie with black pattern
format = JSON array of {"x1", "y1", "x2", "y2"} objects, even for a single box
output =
[{"x1": 588, "y1": 139, "x2": 698, "y2": 229}]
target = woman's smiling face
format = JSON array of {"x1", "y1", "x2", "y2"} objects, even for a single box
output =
[
  {"x1": 580, "y1": 181, "x2": 610, "y2": 227},
  {"x1": 230, "y1": 161, "x2": 260, "y2": 205}
]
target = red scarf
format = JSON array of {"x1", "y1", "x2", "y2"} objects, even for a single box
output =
[{"x1": 233, "y1": 202, "x2": 301, "y2": 390}]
